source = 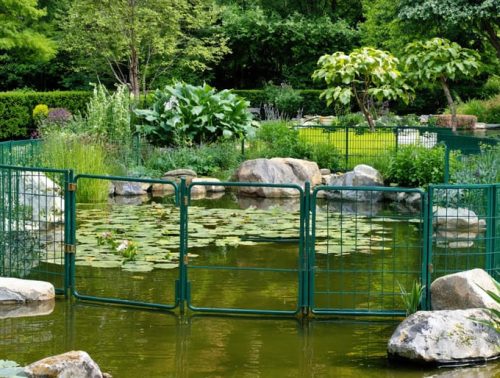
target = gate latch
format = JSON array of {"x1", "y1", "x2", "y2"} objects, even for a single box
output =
[
  {"x1": 67, "y1": 183, "x2": 77, "y2": 192},
  {"x1": 65, "y1": 244, "x2": 76, "y2": 254}
]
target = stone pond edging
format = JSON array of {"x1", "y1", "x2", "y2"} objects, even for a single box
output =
[{"x1": 388, "y1": 269, "x2": 500, "y2": 366}]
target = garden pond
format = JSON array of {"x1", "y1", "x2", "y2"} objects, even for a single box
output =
[{"x1": 1, "y1": 193, "x2": 496, "y2": 377}]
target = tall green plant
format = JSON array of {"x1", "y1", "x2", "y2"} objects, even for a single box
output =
[
  {"x1": 398, "y1": 280, "x2": 425, "y2": 316},
  {"x1": 85, "y1": 84, "x2": 132, "y2": 142},
  {"x1": 135, "y1": 83, "x2": 257, "y2": 147},
  {"x1": 40, "y1": 132, "x2": 113, "y2": 202}
]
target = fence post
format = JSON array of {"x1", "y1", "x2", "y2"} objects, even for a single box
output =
[
  {"x1": 178, "y1": 177, "x2": 188, "y2": 314},
  {"x1": 65, "y1": 170, "x2": 76, "y2": 296},
  {"x1": 345, "y1": 126, "x2": 349, "y2": 170},
  {"x1": 241, "y1": 138, "x2": 245, "y2": 158},
  {"x1": 423, "y1": 187, "x2": 433, "y2": 310},
  {"x1": 302, "y1": 181, "x2": 310, "y2": 316},
  {"x1": 485, "y1": 185, "x2": 496, "y2": 275},
  {"x1": 444, "y1": 146, "x2": 450, "y2": 184}
]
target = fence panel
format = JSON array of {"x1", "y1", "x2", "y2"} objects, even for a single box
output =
[
  {"x1": 184, "y1": 181, "x2": 306, "y2": 315},
  {"x1": 429, "y1": 184, "x2": 499, "y2": 283},
  {"x1": 0, "y1": 165, "x2": 70, "y2": 293},
  {"x1": 71, "y1": 175, "x2": 180, "y2": 310},
  {"x1": 309, "y1": 186, "x2": 426, "y2": 316}
]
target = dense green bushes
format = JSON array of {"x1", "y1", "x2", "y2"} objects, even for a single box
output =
[
  {"x1": 454, "y1": 94, "x2": 500, "y2": 123},
  {"x1": 0, "y1": 91, "x2": 91, "y2": 139},
  {"x1": 248, "y1": 121, "x2": 342, "y2": 171}
]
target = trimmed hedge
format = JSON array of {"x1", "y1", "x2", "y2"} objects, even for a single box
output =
[
  {"x1": 0, "y1": 91, "x2": 92, "y2": 140},
  {"x1": 233, "y1": 89, "x2": 333, "y2": 116}
]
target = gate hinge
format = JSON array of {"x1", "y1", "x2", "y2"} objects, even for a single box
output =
[
  {"x1": 65, "y1": 244, "x2": 76, "y2": 254},
  {"x1": 67, "y1": 183, "x2": 77, "y2": 192},
  {"x1": 183, "y1": 255, "x2": 189, "y2": 265},
  {"x1": 183, "y1": 196, "x2": 189, "y2": 206},
  {"x1": 428, "y1": 263, "x2": 433, "y2": 273}
]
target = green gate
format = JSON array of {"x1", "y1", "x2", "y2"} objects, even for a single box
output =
[
  {"x1": 70, "y1": 174, "x2": 180, "y2": 310},
  {"x1": 183, "y1": 180, "x2": 308, "y2": 315},
  {"x1": 428, "y1": 184, "x2": 499, "y2": 287},
  {"x1": 309, "y1": 186, "x2": 427, "y2": 316},
  {"x1": 0, "y1": 164, "x2": 71, "y2": 294}
]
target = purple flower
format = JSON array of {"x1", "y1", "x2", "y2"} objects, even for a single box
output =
[{"x1": 46, "y1": 108, "x2": 73, "y2": 125}]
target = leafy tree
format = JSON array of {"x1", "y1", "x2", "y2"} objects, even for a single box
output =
[
  {"x1": 0, "y1": 0, "x2": 55, "y2": 60},
  {"x1": 61, "y1": 0, "x2": 229, "y2": 97},
  {"x1": 404, "y1": 38, "x2": 481, "y2": 131},
  {"x1": 312, "y1": 47, "x2": 411, "y2": 130},
  {"x1": 399, "y1": 0, "x2": 500, "y2": 59},
  {"x1": 215, "y1": 6, "x2": 359, "y2": 88}
]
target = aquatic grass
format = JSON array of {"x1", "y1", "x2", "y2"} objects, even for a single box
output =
[
  {"x1": 40, "y1": 132, "x2": 113, "y2": 202},
  {"x1": 398, "y1": 280, "x2": 425, "y2": 316},
  {"x1": 474, "y1": 280, "x2": 500, "y2": 334}
]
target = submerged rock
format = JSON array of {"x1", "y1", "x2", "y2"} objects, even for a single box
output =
[
  {"x1": 0, "y1": 300, "x2": 55, "y2": 319},
  {"x1": 235, "y1": 158, "x2": 321, "y2": 197},
  {"x1": 0, "y1": 278, "x2": 54, "y2": 303},
  {"x1": 431, "y1": 269, "x2": 500, "y2": 311},
  {"x1": 325, "y1": 164, "x2": 384, "y2": 202},
  {"x1": 24, "y1": 351, "x2": 104, "y2": 378},
  {"x1": 387, "y1": 309, "x2": 499, "y2": 365}
]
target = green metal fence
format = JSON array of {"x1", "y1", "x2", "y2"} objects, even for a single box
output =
[
  {"x1": 0, "y1": 164, "x2": 71, "y2": 294},
  {"x1": 0, "y1": 135, "x2": 498, "y2": 316},
  {"x1": 296, "y1": 125, "x2": 498, "y2": 173}
]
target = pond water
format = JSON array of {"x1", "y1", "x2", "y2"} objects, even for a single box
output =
[{"x1": 1, "y1": 193, "x2": 496, "y2": 377}]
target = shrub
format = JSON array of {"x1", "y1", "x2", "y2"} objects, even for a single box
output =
[
  {"x1": 39, "y1": 132, "x2": 115, "y2": 203},
  {"x1": 143, "y1": 141, "x2": 242, "y2": 179},
  {"x1": 248, "y1": 121, "x2": 341, "y2": 170},
  {"x1": 382, "y1": 145, "x2": 447, "y2": 187},
  {"x1": 263, "y1": 83, "x2": 303, "y2": 119},
  {"x1": 135, "y1": 83, "x2": 256, "y2": 147},
  {"x1": 453, "y1": 94, "x2": 500, "y2": 124},
  {"x1": 32, "y1": 104, "x2": 49, "y2": 120},
  {"x1": 0, "y1": 91, "x2": 92, "y2": 140},
  {"x1": 451, "y1": 144, "x2": 500, "y2": 184}
]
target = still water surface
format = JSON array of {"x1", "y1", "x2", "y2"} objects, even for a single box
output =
[{"x1": 1, "y1": 194, "x2": 498, "y2": 377}]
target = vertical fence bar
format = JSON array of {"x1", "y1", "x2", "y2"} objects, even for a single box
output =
[
  {"x1": 69, "y1": 170, "x2": 77, "y2": 295},
  {"x1": 302, "y1": 181, "x2": 310, "y2": 315},
  {"x1": 178, "y1": 177, "x2": 188, "y2": 314},
  {"x1": 344, "y1": 126, "x2": 349, "y2": 170},
  {"x1": 444, "y1": 146, "x2": 450, "y2": 184},
  {"x1": 424, "y1": 186, "x2": 434, "y2": 310},
  {"x1": 485, "y1": 185, "x2": 495, "y2": 274},
  {"x1": 64, "y1": 170, "x2": 73, "y2": 295}
]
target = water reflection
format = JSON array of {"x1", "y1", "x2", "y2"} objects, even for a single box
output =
[{"x1": 2, "y1": 302, "x2": 497, "y2": 377}]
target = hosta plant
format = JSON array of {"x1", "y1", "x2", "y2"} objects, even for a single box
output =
[{"x1": 135, "y1": 83, "x2": 257, "y2": 146}]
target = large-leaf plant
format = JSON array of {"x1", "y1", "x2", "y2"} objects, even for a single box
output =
[{"x1": 135, "y1": 83, "x2": 257, "y2": 146}]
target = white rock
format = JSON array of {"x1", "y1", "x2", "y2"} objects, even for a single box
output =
[
  {"x1": 191, "y1": 178, "x2": 225, "y2": 193},
  {"x1": 326, "y1": 164, "x2": 384, "y2": 202},
  {"x1": 24, "y1": 351, "x2": 103, "y2": 378},
  {"x1": 431, "y1": 269, "x2": 500, "y2": 311},
  {"x1": 388, "y1": 309, "x2": 500, "y2": 364},
  {"x1": 0, "y1": 278, "x2": 55, "y2": 303},
  {"x1": 433, "y1": 207, "x2": 482, "y2": 230},
  {"x1": 0, "y1": 300, "x2": 55, "y2": 319}
]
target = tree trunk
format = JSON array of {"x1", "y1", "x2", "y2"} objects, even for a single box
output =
[
  {"x1": 481, "y1": 21, "x2": 500, "y2": 60},
  {"x1": 129, "y1": 48, "x2": 140, "y2": 98},
  {"x1": 440, "y1": 77, "x2": 457, "y2": 132},
  {"x1": 352, "y1": 87, "x2": 375, "y2": 131}
]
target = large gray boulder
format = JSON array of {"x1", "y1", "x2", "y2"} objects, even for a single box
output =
[
  {"x1": 191, "y1": 177, "x2": 225, "y2": 193},
  {"x1": 234, "y1": 158, "x2": 321, "y2": 197},
  {"x1": 388, "y1": 309, "x2": 500, "y2": 365},
  {"x1": 112, "y1": 181, "x2": 150, "y2": 196},
  {"x1": 24, "y1": 351, "x2": 104, "y2": 378},
  {"x1": 325, "y1": 164, "x2": 384, "y2": 202},
  {"x1": 433, "y1": 207, "x2": 485, "y2": 231},
  {"x1": 0, "y1": 278, "x2": 55, "y2": 303},
  {"x1": 431, "y1": 269, "x2": 500, "y2": 311},
  {"x1": 163, "y1": 169, "x2": 197, "y2": 185}
]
